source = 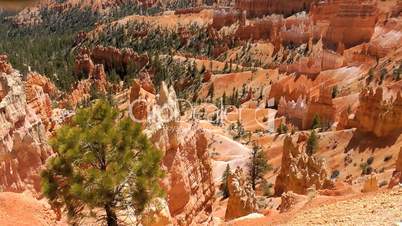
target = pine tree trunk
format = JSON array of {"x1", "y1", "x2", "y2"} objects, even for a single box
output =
[{"x1": 105, "y1": 204, "x2": 118, "y2": 226}]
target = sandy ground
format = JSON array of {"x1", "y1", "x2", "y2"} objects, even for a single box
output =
[{"x1": 0, "y1": 192, "x2": 65, "y2": 226}]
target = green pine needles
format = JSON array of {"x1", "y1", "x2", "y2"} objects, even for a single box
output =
[{"x1": 41, "y1": 100, "x2": 164, "y2": 226}]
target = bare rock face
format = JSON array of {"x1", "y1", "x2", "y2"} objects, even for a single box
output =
[
  {"x1": 311, "y1": 0, "x2": 378, "y2": 51},
  {"x1": 140, "y1": 198, "x2": 173, "y2": 226},
  {"x1": 138, "y1": 72, "x2": 156, "y2": 95},
  {"x1": 352, "y1": 87, "x2": 402, "y2": 137},
  {"x1": 279, "y1": 39, "x2": 344, "y2": 75},
  {"x1": 396, "y1": 147, "x2": 402, "y2": 173},
  {"x1": 0, "y1": 55, "x2": 13, "y2": 74},
  {"x1": 212, "y1": 10, "x2": 244, "y2": 30},
  {"x1": 361, "y1": 176, "x2": 379, "y2": 193},
  {"x1": 277, "y1": 87, "x2": 336, "y2": 130},
  {"x1": 389, "y1": 147, "x2": 402, "y2": 188},
  {"x1": 224, "y1": 167, "x2": 257, "y2": 221},
  {"x1": 304, "y1": 86, "x2": 337, "y2": 129},
  {"x1": 278, "y1": 191, "x2": 305, "y2": 213},
  {"x1": 25, "y1": 72, "x2": 59, "y2": 132},
  {"x1": 61, "y1": 56, "x2": 108, "y2": 108},
  {"x1": 148, "y1": 83, "x2": 214, "y2": 226},
  {"x1": 74, "y1": 53, "x2": 95, "y2": 77},
  {"x1": 274, "y1": 136, "x2": 333, "y2": 196},
  {"x1": 128, "y1": 79, "x2": 155, "y2": 124},
  {"x1": 91, "y1": 45, "x2": 149, "y2": 73},
  {"x1": 392, "y1": 0, "x2": 402, "y2": 17},
  {"x1": 235, "y1": 0, "x2": 315, "y2": 18},
  {"x1": 0, "y1": 57, "x2": 51, "y2": 194}
]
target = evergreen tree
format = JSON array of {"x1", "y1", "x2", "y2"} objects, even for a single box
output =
[
  {"x1": 220, "y1": 164, "x2": 231, "y2": 199},
  {"x1": 380, "y1": 68, "x2": 387, "y2": 84},
  {"x1": 208, "y1": 83, "x2": 215, "y2": 102},
  {"x1": 367, "y1": 68, "x2": 374, "y2": 84},
  {"x1": 222, "y1": 91, "x2": 227, "y2": 106},
  {"x1": 235, "y1": 119, "x2": 245, "y2": 139},
  {"x1": 393, "y1": 66, "x2": 401, "y2": 81},
  {"x1": 223, "y1": 61, "x2": 229, "y2": 73},
  {"x1": 331, "y1": 85, "x2": 339, "y2": 98},
  {"x1": 248, "y1": 145, "x2": 272, "y2": 190},
  {"x1": 306, "y1": 130, "x2": 318, "y2": 156},
  {"x1": 277, "y1": 123, "x2": 288, "y2": 134},
  {"x1": 311, "y1": 114, "x2": 321, "y2": 129},
  {"x1": 41, "y1": 100, "x2": 164, "y2": 226}
]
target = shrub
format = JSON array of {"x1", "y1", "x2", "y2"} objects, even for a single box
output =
[
  {"x1": 384, "y1": 155, "x2": 393, "y2": 162},
  {"x1": 379, "y1": 181, "x2": 388, "y2": 187},
  {"x1": 332, "y1": 85, "x2": 339, "y2": 98},
  {"x1": 366, "y1": 156, "x2": 374, "y2": 165},
  {"x1": 277, "y1": 123, "x2": 288, "y2": 134},
  {"x1": 360, "y1": 162, "x2": 373, "y2": 175},
  {"x1": 261, "y1": 180, "x2": 273, "y2": 197},
  {"x1": 331, "y1": 170, "x2": 340, "y2": 179}
]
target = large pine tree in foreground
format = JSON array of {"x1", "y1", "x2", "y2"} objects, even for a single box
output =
[{"x1": 41, "y1": 100, "x2": 164, "y2": 226}]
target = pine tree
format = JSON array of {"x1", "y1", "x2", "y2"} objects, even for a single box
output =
[
  {"x1": 248, "y1": 145, "x2": 272, "y2": 190},
  {"x1": 41, "y1": 100, "x2": 164, "y2": 225},
  {"x1": 311, "y1": 114, "x2": 321, "y2": 129},
  {"x1": 306, "y1": 130, "x2": 318, "y2": 156},
  {"x1": 220, "y1": 164, "x2": 231, "y2": 199}
]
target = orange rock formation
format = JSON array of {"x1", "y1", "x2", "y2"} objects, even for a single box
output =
[
  {"x1": 0, "y1": 56, "x2": 52, "y2": 194},
  {"x1": 274, "y1": 135, "x2": 333, "y2": 196},
  {"x1": 351, "y1": 87, "x2": 402, "y2": 137},
  {"x1": 225, "y1": 167, "x2": 258, "y2": 221},
  {"x1": 235, "y1": 0, "x2": 315, "y2": 18}
]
